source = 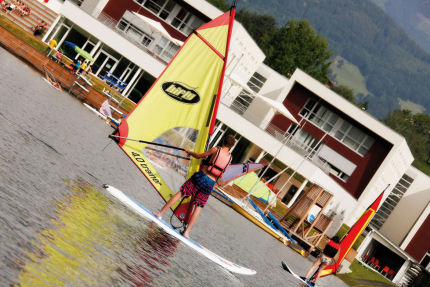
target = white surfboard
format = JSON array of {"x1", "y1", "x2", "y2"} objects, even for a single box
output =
[
  {"x1": 282, "y1": 261, "x2": 317, "y2": 287},
  {"x1": 103, "y1": 185, "x2": 257, "y2": 275}
]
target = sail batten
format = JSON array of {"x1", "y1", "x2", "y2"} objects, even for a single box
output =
[{"x1": 112, "y1": 8, "x2": 236, "y2": 223}]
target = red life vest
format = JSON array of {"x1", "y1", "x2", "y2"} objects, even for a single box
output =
[
  {"x1": 206, "y1": 147, "x2": 232, "y2": 179},
  {"x1": 323, "y1": 240, "x2": 340, "y2": 258}
]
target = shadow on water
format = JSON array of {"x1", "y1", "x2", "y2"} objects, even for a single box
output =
[{"x1": 17, "y1": 178, "x2": 180, "y2": 286}]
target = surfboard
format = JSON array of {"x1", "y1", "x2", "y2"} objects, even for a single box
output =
[
  {"x1": 104, "y1": 185, "x2": 256, "y2": 275},
  {"x1": 282, "y1": 261, "x2": 317, "y2": 287}
]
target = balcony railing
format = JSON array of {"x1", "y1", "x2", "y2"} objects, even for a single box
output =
[
  {"x1": 221, "y1": 95, "x2": 331, "y2": 174},
  {"x1": 68, "y1": 1, "x2": 171, "y2": 65}
]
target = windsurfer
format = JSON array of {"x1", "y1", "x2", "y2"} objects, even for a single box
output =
[
  {"x1": 301, "y1": 236, "x2": 340, "y2": 286},
  {"x1": 153, "y1": 135, "x2": 235, "y2": 238}
]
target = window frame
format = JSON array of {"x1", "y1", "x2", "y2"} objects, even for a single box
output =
[
  {"x1": 134, "y1": 0, "x2": 175, "y2": 20},
  {"x1": 116, "y1": 18, "x2": 154, "y2": 48}
]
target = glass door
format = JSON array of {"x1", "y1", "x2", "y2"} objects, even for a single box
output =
[
  {"x1": 92, "y1": 53, "x2": 108, "y2": 78},
  {"x1": 93, "y1": 51, "x2": 118, "y2": 79}
]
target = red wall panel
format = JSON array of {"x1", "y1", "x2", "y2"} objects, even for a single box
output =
[
  {"x1": 405, "y1": 213, "x2": 430, "y2": 262},
  {"x1": 270, "y1": 83, "x2": 393, "y2": 199}
]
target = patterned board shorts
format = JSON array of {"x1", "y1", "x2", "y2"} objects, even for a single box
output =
[
  {"x1": 319, "y1": 254, "x2": 332, "y2": 264},
  {"x1": 180, "y1": 171, "x2": 216, "y2": 208}
]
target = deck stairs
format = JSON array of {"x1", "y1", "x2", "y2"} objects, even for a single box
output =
[{"x1": 2, "y1": 0, "x2": 58, "y2": 37}]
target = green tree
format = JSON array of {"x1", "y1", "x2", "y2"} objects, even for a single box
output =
[
  {"x1": 206, "y1": 0, "x2": 230, "y2": 11},
  {"x1": 259, "y1": 19, "x2": 333, "y2": 84},
  {"x1": 330, "y1": 85, "x2": 355, "y2": 103},
  {"x1": 235, "y1": 9, "x2": 277, "y2": 44},
  {"x1": 382, "y1": 110, "x2": 430, "y2": 174}
]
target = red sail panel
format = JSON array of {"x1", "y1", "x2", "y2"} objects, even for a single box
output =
[{"x1": 320, "y1": 192, "x2": 384, "y2": 277}]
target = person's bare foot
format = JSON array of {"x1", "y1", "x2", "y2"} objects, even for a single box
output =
[
  {"x1": 152, "y1": 211, "x2": 162, "y2": 219},
  {"x1": 182, "y1": 231, "x2": 190, "y2": 238}
]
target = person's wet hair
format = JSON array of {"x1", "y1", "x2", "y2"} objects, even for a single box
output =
[{"x1": 223, "y1": 135, "x2": 235, "y2": 148}]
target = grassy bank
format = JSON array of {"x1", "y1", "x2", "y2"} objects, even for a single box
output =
[{"x1": 338, "y1": 260, "x2": 394, "y2": 287}]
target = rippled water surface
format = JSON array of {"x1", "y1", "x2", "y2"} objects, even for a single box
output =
[{"x1": 0, "y1": 47, "x2": 348, "y2": 287}]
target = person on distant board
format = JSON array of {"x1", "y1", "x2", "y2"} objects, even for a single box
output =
[
  {"x1": 301, "y1": 236, "x2": 341, "y2": 286},
  {"x1": 153, "y1": 135, "x2": 235, "y2": 238}
]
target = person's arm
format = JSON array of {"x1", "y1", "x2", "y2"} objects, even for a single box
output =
[{"x1": 184, "y1": 147, "x2": 217, "y2": 159}]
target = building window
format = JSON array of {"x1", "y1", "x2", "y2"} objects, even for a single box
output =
[
  {"x1": 171, "y1": 8, "x2": 204, "y2": 35},
  {"x1": 136, "y1": 0, "x2": 176, "y2": 20},
  {"x1": 230, "y1": 72, "x2": 266, "y2": 115},
  {"x1": 153, "y1": 36, "x2": 180, "y2": 61},
  {"x1": 319, "y1": 158, "x2": 350, "y2": 182},
  {"x1": 334, "y1": 121, "x2": 374, "y2": 156},
  {"x1": 248, "y1": 72, "x2": 266, "y2": 93},
  {"x1": 421, "y1": 252, "x2": 430, "y2": 271},
  {"x1": 299, "y1": 99, "x2": 339, "y2": 133},
  {"x1": 117, "y1": 19, "x2": 153, "y2": 47},
  {"x1": 370, "y1": 173, "x2": 414, "y2": 230}
]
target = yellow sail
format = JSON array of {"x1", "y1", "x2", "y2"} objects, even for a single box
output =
[{"x1": 112, "y1": 9, "x2": 236, "y2": 222}]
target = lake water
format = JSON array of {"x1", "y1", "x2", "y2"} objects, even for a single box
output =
[{"x1": 0, "y1": 46, "x2": 348, "y2": 287}]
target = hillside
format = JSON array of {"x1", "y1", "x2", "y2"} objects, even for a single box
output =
[
  {"x1": 370, "y1": 0, "x2": 430, "y2": 54},
  {"x1": 234, "y1": 0, "x2": 430, "y2": 118}
]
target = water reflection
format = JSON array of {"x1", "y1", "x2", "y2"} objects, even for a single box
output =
[{"x1": 17, "y1": 178, "x2": 180, "y2": 286}]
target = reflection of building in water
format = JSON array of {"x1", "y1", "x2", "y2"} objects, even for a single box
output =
[{"x1": 118, "y1": 222, "x2": 180, "y2": 286}]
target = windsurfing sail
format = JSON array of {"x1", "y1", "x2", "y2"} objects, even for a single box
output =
[
  {"x1": 111, "y1": 5, "x2": 236, "y2": 224},
  {"x1": 100, "y1": 100, "x2": 112, "y2": 118},
  {"x1": 42, "y1": 65, "x2": 57, "y2": 84},
  {"x1": 320, "y1": 186, "x2": 388, "y2": 277},
  {"x1": 219, "y1": 162, "x2": 266, "y2": 183}
]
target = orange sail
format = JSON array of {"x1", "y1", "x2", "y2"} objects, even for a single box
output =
[
  {"x1": 111, "y1": 6, "x2": 236, "y2": 224},
  {"x1": 320, "y1": 187, "x2": 387, "y2": 277}
]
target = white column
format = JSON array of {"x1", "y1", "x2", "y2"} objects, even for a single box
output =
[
  {"x1": 287, "y1": 179, "x2": 308, "y2": 208},
  {"x1": 42, "y1": 15, "x2": 62, "y2": 43},
  {"x1": 255, "y1": 150, "x2": 266, "y2": 163},
  {"x1": 57, "y1": 24, "x2": 73, "y2": 47},
  {"x1": 89, "y1": 41, "x2": 102, "y2": 57},
  {"x1": 123, "y1": 67, "x2": 142, "y2": 96}
]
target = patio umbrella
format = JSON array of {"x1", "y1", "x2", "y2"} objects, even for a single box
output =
[
  {"x1": 132, "y1": 12, "x2": 183, "y2": 46},
  {"x1": 64, "y1": 41, "x2": 94, "y2": 62}
]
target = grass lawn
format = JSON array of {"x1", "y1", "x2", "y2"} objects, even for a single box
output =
[
  {"x1": 0, "y1": 15, "x2": 46, "y2": 53},
  {"x1": 337, "y1": 259, "x2": 394, "y2": 287},
  {"x1": 330, "y1": 55, "x2": 373, "y2": 97},
  {"x1": 398, "y1": 98, "x2": 426, "y2": 114},
  {"x1": 0, "y1": 15, "x2": 136, "y2": 113}
]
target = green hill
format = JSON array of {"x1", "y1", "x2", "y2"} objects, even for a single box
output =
[
  {"x1": 370, "y1": 0, "x2": 430, "y2": 54},
  {"x1": 234, "y1": 0, "x2": 430, "y2": 118}
]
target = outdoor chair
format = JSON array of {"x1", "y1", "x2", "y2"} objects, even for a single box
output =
[
  {"x1": 371, "y1": 259, "x2": 381, "y2": 271},
  {"x1": 387, "y1": 269, "x2": 395, "y2": 280},
  {"x1": 368, "y1": 257, "x2": 375, "y2": 266},
  {"x1": 103, "y1": 74, "x2": 111, "y2": 84},
  {"x1": 363, "y1": 254, "x2": 369, "y2": 263},
  {"x1": 381, "y1": 266, "x2": 390, "y2": 276}
]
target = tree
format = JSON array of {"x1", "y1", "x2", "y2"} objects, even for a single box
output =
[
  {"x1": 206, "y1": 0, "x2": 230, "y2": 11},
  {"x1": 235, "y1": 9, "x2": 277, "y2": 44},
  {"x1": 259, "y1": 19, "x2": 333, "y2": 84},
  {"x1": 330, "y1": 85, "x2": 355, "y2": 103},
  {"x1": 382, "y1": 110, "x2": 430, "y2": 173}
]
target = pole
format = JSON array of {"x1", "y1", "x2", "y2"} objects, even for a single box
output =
[
  {"x1": 108, "y1": 135, "x2": 186, "y2": 151},
  {"x1": 242, "y1": 117, "x2": 305, "y2": 202},
  {"x1": 262, "y1": 131, "x2": 329, "y2": 213}
]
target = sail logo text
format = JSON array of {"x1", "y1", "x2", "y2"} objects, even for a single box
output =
[
  {"x1": 162, "y1": 82, "x2": 200, "y2": 104},
  {"x1": 132, "y1": 152, "x2": 162, "y2": 185}
]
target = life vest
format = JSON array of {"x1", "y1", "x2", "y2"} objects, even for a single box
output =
[
  {"x1": 206, "y1": 147, "x2": 232, "y2": 179},
  {"x1": 322, "y1": 240, "x2": 340, "y2": 258}
]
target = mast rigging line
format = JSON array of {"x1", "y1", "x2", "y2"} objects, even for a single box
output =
[{"x1": 108, "y1": 135, "x2": 187, "y2": 151}]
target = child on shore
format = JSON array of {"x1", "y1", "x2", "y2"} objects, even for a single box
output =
[{"x1": 153, "y1": 135, "x2": 235, "y2": 238}]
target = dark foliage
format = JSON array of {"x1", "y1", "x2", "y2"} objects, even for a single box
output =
[{"x1": 233, "y1": 0, "x2": 430, "y2": 118}]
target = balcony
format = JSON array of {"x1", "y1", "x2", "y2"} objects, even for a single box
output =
[
  {"x1": 221, "y1": 95, "x2": 331, "y2": 174},
  {"x1": 69, "y1": 1, "x2": 173, "y2": 65}
]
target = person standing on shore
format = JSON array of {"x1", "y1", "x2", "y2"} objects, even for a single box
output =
[
  {"x1": 153, "y1": 135, "x2": 235, "y2": 238},
  {"x1": 44, "y1": 38, "x2": 57, "y2": 56}
]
